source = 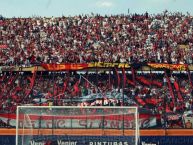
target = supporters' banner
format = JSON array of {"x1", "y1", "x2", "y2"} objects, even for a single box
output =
[
  {"x1": 148, "y1": 63, "x2": 188, "y2": 71},
  {"x1": 0, "y1": 44, "x2": 8, "y2": 49},
  {"x1": 0, "y1": 113, "x2": 159, "y2": 129},
  {"x1": 41, "y1": 63, "x2": 130, "y2": 71},
  {"x1": 41, "y1": 63, "x2": 89, "y2": 71},
  {"x1": 89, "y1": 62, "x2": 130, "y2": 68}
]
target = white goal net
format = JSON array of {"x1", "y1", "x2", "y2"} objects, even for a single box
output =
[{"x1": 16, "y1": 106, "x2": 139, "y2": 145}]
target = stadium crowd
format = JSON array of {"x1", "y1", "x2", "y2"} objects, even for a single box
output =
[
  {"x1": 0, "y1": 11, "x2": 193, "y2": 66},
  {"x1": 0, "y1": 70, "x2": 193, "y2": 128},
  {"x1": 0, "y1": 11, "x2": 193, "y2": 129}
]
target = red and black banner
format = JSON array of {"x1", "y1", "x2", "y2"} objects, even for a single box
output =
[
  {"x1": 148, "y1": 63, "x2": 188, "y2": 71},
  {"x1": 41, "y1": 63, "x2": 130, "y2": 71},
  {"x1": 41, "y1": 63, "x2": 89, "y2": 71}
]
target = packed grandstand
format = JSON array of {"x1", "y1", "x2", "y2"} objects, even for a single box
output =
[{"x1": 0, "y1": 11, "x2": 193, "y2": 129}]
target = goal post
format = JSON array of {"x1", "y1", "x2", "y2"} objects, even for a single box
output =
[{"x1": 16, "y1": 106, "x2": 140, "y2": 145}]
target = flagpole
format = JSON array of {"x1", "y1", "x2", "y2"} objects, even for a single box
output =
[
  {"x1": 122, "y1": 68, "x2": 125, "y2": 136},
  {"x1": 122, "y1": 68, "x2": 125, "y2": 106},
  {"x1": 108, "y1": 68, "x2": 111, "y2": 91},
  {"x1": 96, "y1": 66, "x2": 99, "y2": 93},
  {"x1": 52, "y1": 71, "x2": 55, "y2": 135}
]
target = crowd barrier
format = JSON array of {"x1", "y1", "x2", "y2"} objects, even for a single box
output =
[
  {"x1": 0, "y1": 129, "x2": 193, "y2": 145},
  {"x1": 1, "y1": 129, "x2": 193, "y2": 136}
]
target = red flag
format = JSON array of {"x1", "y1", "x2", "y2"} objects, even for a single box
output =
[
  {"x1": 25, "y1": 69, "x2": 37, "y2": 98},
  {"x1": 174, "y1": 81, "x2": 183, "y2": 101},
  {"x1": 152, "y1": 80, "x2": 162, "y2": 87},
  {"x1": 136, "y1": 76, "x2": 151, "y2": 86},
  {"x1": 85, "y1": 73, "x2": 89, "y2": 88},
  {"x1": 136, "y1": 96, "x2": 146, "y2": 106},
  {"x1": 54, "y1": 83, "x2": 58, "y2": 96},
  {"x1": 115, "y1": 68, "x2": 120, "y2": 89},
  {"x1": 174, "y1": 81, "x2": 179, "y2": 91},
  {"x1": 63, "y1": 81, "x2": 68, "y2": 92},
  {"x1": 145, "y1": 98, "x2": 162, "y2": 105},
  {"x1": 127, "y1": 79, "x2": 135, "y2": 86},
  {"x1": 122, "y1": 68, "x2": 135, "y2": 86},
  {"x1": 131, "y1": 68, "x2": 136, "y2": 85},
  {"x1": 72, "y1": 80, "x2": 80, "y2": 96},
  {"x1": 187, "y1": 70, "x2": 193, "y2": 88}
]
